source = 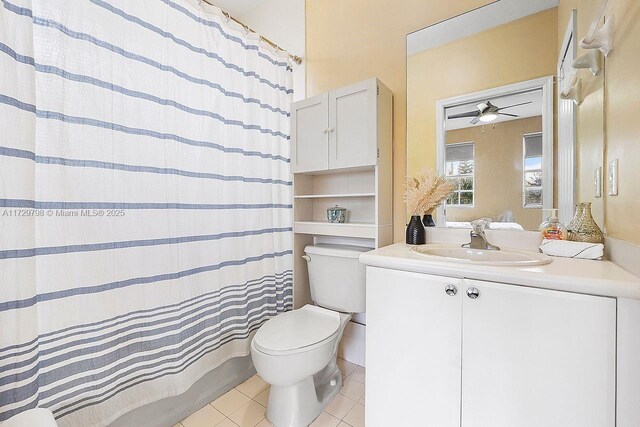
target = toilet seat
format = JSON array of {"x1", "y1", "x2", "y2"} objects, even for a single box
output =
[{"x1": 253, "y1": 305, "x2": 340, "y2": 355}]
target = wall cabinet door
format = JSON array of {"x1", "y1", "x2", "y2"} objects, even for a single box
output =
[
  {"x1": 366, "y1": 267, "x2": 462, "y2": 427},
  {"x1": 291, "y1": 93, "x2": 329, "y2": 173},
  {"x1": 329, "y1": 80, "x2": 377, "y2": 170},
  {"x1": 461, "y1": 279, "x2": 616, "y2": 427}
]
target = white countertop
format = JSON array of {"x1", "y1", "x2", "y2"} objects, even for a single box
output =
[{"x1": 359, "y1": 243, "x2": 640, "y2": 299}]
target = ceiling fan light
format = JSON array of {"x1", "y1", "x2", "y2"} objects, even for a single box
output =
[{"x1": 479, "y1": 112, "x2": 498, "y2": 122}]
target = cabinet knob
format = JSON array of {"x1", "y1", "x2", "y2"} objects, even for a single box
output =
[
  {"x1": 445, "y1": 285, "x2": 457, "y2": 296},
  {"x1": 466, "y1": 287, "x2": 480, "y2": 299}
]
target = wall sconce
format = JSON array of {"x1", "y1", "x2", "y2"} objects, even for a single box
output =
[
  {"x1": 572, "y1": 50, "x2": 602, "y2": 76},
  {"x1": 560, "y1": 79, "x2": 582, "y2": 106},
  {"x1": 580, "y1": 15, "x2": 614, "y2": 57}
]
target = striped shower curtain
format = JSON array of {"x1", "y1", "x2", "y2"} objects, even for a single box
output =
[{"x1": 0, "y1": 0, "x2": 293, "y2": 425}]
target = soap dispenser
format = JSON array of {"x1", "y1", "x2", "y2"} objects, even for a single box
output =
[{"x1": 539, "y1": 209, "x2": 567, "y2": 240}]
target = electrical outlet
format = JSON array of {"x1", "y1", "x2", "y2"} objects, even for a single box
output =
[
  {"x1": 594, "y1": 167, "x2": 602, "y2": 198},
  {"x1": 608, "y1": 159, "x2": 619, "y2": 196}
]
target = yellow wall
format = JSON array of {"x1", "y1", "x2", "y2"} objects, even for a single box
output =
[
  {"x1": 446, "y1": 117, "x2": 544, "y2": 231},
  {"x1": 407, "y1": 8, "x2": 558, "y2": 224},
  {"x1": 305, "y1": 0, "x2": 492, "y2": 241},
  {"x1": 602, "y1": 0, "x2": 640, "y2": 244},
  {"x1": 558, "y1": 0, "x2": 640, "y2": 244}
]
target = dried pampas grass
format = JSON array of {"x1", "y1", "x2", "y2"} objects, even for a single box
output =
[{"x1": 404, "y1": 168, "x2": 456, "y2": 216}]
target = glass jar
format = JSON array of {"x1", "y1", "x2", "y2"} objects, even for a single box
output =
[{"x1": 327, "y1": 205, "x2": 347, "y2": 223}]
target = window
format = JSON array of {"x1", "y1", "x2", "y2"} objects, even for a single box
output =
[
  {"x1": 523, "y1": 133, "x2": 543, "y2": 207},
  {"x1": 445, "y1": 142, "x2": 475, "y2": 207}
]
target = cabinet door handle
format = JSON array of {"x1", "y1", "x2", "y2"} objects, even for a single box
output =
[
  {"x1": 445, "y1": 285, "x2": 458, "y2": 296},
  {"x1": 323, "y1": 128, "x2": 329, "y2": 134},
  {"x1": 466, "y1": 287, "x2": 480, "y2": 299}
]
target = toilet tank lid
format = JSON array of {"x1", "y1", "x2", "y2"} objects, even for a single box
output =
[{"x1": 304, "y1": 244, "x2": 371, "y2": 259}]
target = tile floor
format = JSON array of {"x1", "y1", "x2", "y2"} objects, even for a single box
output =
[{"x1": 175, "y1": 358, "x2": 365, "y2": 427}]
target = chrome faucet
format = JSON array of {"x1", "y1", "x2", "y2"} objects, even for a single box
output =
[{"x1": 462, "y1": 220, "x2": 500, "y2": 251}]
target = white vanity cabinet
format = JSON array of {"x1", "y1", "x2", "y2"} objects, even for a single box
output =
[
  {"x1": 366, "y1": 267, "x2": 616, "y2": 427},
  {"x1": 366, "y1": 268, "x2": 463, "y2": 427},
  {"x1": 291, "y1": 79, "x2": 389, "y2": 173},
  {"x1": 461, "y1": 278, "x2": 616, "y2": 427}
]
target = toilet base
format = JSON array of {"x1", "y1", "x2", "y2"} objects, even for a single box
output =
[{"x1": 266, "y1": 360, "x2": 342, "y2": 427}]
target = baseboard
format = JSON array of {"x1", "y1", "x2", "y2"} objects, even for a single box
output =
[
  {"x1": 109, "y1": 356, "x2": 255, "y2": 427},
  {"x1": 338, "y1": 321, "x2": 366, "y2": 367},
  {"x1": 605, "y1": 236, "x2": 640, "y2": 278}
]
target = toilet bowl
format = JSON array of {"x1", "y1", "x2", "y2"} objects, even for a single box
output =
[
  {"x1": 251, "y1": 305, "x2": 351, "y2": 427},
  {"x1": 250, "y1": 244, "x2": 368, "y2": 427}
]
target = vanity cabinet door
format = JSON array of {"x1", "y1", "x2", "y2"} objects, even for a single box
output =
[
  {"x1": 328, "y1": 80, "x2": 377, "y2": 170},
  {"x1": 366, "y1": 267, "x2": 462, "y2": 427},
  {"x1": 291, "y1": 93, "x2": 329, "y2": 173},
  {"x1": 461, "y1": 279, "x2": 616, "y2": 427}
]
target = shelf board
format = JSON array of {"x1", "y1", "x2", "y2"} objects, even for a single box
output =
[
  {"x1": 294, "y1": 221, "x2": 376, "y2": 239},
  {"x1": 296, "y1": 165, "x2": 375, "y2": 176},
  {"x1": 294, "y1": 193, "x2": 375, "y2": 199}
]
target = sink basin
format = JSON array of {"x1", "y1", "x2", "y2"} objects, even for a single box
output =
[{"x1": 410, "y1": 244, "x2": 552, "y2": 267}]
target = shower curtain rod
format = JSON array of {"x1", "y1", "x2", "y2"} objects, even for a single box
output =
[{"x1": 200, "y1": 0, "x2": 303, "y2": 65}]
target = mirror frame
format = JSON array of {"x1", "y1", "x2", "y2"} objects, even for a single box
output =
[{"x1": 434, "y1": 76, "x2": 555, "y2": 226}]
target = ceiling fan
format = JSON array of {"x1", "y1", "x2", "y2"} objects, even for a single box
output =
[{"x1": 447, "y1": 101, "x2": 533, "y2": 124}]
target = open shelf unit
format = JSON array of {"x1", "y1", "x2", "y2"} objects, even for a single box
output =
[
  {"x1": 290, "y1": 78, "x2": 393, "y2": 366},
  {"x1": 294, "y1": 168, "x2": 381, "y2": 237}
]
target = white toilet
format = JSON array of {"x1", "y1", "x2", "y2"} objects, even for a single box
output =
[{"x1": 250, "y1": 244, "x2": 367, "y2": 427}]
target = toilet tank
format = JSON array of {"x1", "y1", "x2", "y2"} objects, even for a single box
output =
[{"x1": 304, "y1": 244, "x2": 369, "y2": 313}]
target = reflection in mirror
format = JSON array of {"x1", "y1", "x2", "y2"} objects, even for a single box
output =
[
  {"x1": 406, "y1": 0, "x2": 606, "y2": 232},
  {"x1": 440, "y1": 84, "x2": 551, "y2": 232}
]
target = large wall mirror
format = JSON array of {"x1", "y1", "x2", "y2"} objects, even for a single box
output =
[{"x1": 407, "y1": 0, "x2": 606, "y2": 232}]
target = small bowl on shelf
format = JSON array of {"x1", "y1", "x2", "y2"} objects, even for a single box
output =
[{"x1": 327, "y1": 205, "x2": 347, "y2": 223}]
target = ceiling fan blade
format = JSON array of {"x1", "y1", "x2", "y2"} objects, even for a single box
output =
[
  {"x1": 470, "y1": 116, "x2": 481, "y2": 125},
  {"x1": 498, "y1": 113, "x2": 519, "y2": 117},
  {"x1": 447, "y1": 111, "x2": 479, "y2": 119},
  {"x1": 497, "y1": 101, "x2": 533, "y2": 111}
]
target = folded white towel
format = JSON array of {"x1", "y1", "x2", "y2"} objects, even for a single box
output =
[{"x1": 539, "y1": 239, "x2": 604, "y2": 260}]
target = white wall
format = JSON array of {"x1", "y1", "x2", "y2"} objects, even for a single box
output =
[{"x1": 239, "y1": 0, "x2": 306, "y2": 101}]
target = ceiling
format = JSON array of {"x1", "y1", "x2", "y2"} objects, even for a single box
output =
[
  {"x1": 445, "y1": 89, "x2": 543, "y2": 131},
  {"x1": 208, "y1": 0, "x2": 267, "y2": 17}
]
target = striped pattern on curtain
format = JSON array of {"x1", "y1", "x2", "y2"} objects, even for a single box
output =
[{"x1": 0, "y1": 0, "x2": 293, "y2": 425}]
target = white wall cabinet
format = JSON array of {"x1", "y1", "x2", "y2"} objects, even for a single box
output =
[
  {"x1": 366, "y1": 267, "x2": 617, "y2": 427},
  {"x1": 291, "y1": 79, "x2": 384, "y2": 173},
  {"x1": 290, "y1": 93, "x2": 329, "y2": 173}
]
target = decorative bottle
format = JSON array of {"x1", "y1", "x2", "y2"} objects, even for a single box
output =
[
  {"x1": 572, "y1": 202, "x2": 604, "y2": 243},
  {"x1": 567, "y1": 203, "x2": 584, "y2": 241}
]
